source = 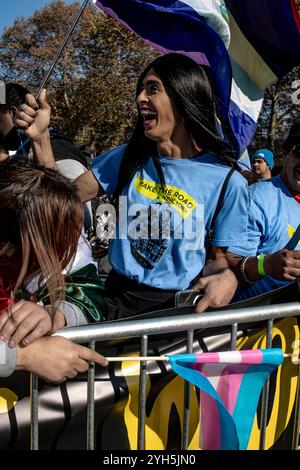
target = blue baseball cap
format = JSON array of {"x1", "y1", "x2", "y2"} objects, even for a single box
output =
[{"x1": 251, "y1": 148, "x2": 274, "y2": 170}]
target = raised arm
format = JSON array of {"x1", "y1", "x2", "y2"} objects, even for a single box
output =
[
  {"x1": 16, "y1": 90, "x2": 105, "y2": 202},
  {"x1": 15, "y1": 89, "x2": 58, "y2": 170}
]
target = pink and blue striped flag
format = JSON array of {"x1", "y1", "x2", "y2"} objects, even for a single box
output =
[
  {"x1": 93, "y1": 0, "x2": 300, "y2": 160},
  {"x1": 168, "y1": 349, "x2": 284, "y2": 450}
]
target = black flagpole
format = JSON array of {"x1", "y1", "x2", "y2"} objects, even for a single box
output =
[{"x1": 36, "y1": 0, "x2": 90, "y2": 98}]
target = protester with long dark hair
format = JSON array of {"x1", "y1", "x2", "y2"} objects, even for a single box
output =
[{"x1": 19, "y1": 53, "x2": 249, "y2": 318}]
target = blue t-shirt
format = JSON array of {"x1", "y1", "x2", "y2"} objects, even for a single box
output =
[
  {"x1": 234, "y1": 175, "x2": 300, "y2": 300},
  {"x1": 92, "y1": 145, "x2": 248, "y2": 290}
]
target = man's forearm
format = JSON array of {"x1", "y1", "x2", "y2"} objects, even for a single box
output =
[
  {"x1": 202, "y1": 252, "x2": 230, "y2": 277},
  {"x1": 31, "y1": 131, "x2": 58, "y2": 170},
  {"x1": 227, "y1": 253, "x2": 268, "y2": 284}
]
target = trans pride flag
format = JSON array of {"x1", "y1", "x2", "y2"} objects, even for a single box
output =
[
  {"x1": 168, "y1": 349, "x2": 284, "y2": 450},
  {"x1": 93, "y1": 0, "x2": 300, "y2": 158}
]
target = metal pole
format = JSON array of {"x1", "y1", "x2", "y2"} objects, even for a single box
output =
[
  {"x1": 259, "y1": 319, "x2": 273, "y2": 450},
  {"x1": 230, "y1": 323, "x2": 238, "y2": 351},
  {"x1": 182, "y1": 329, "x2": 194, "y2": 449},
  {"x1": 36, "y1": 0, "x2": 90, "y2": 97},
  {"x1": 30, "y1": 374, "x2": 39, "y2": 450},
  {"x1": 56, "y1": 303, "x2": 300, "y2": 344},
  {"x1": 137, "y1": 335, "x2": 148, "y2": 450},
  {"x1": 86, "y1": 340, "x2": 96, "y2": 450}
]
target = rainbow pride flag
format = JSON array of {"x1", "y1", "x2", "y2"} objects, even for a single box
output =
[
  {"x1": 93, "y1": 0, "x2": 300, "y2": 159},
  {"x1": 168, "y1": 349, "x2": 284, "y2": 450}
]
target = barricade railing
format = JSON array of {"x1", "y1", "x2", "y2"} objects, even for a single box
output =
[{"x1": 29, "y1": 302, "x2": 300, "y2": 451}]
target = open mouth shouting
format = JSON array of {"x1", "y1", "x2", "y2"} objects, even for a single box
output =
[{"x1": 140, "y1": 107, "x2": 157, "y2": 128}]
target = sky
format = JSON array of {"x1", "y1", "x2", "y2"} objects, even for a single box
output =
[{"x1": 0, "y1": 0, "x2": 75, "y2": 34}]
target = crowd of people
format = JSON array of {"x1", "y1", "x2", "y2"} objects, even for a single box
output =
[{"x1": 0, "y1": 52, "x2": 299, "y2": 382}]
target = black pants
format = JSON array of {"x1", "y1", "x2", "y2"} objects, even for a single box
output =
[{"x1": 103, "y1": 270, "x2": 176, "y2": 320}]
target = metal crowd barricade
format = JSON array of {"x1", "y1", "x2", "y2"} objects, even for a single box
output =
[{"x1": 29, "y1": 302, "x2": 300, "y2": 450}]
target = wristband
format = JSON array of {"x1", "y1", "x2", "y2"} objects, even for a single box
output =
[
  {"x1": 240, "y1": 256, "x2": 255, "y2": 284},
  {"x1": 257, "y1": 254, "x2": 266, "y2": 277}
]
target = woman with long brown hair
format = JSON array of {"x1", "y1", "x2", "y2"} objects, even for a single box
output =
[{"x1": 0, "y1": 159, "x2": 107, "y2": 381}]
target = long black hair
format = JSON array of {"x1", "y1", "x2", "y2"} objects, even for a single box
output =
[{"x1": 114, "y1": 53, "x2": 236, "y2": 201}]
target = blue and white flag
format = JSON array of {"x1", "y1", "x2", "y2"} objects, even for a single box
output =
[{"x1": 93, "y1": 0, "x2": 300, "y2": 157}]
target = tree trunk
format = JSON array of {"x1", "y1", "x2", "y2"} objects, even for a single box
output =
[{"x1": 267, "y1": 83, "x2": 279, "y2": 151}]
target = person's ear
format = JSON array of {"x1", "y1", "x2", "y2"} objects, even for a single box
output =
[{"x1": 9, "y1": 106, "x2": 18, "y2": 124}]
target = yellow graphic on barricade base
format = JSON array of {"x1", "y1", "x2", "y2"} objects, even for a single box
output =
[
  {"x1": 121, "y1": 316, "x2": 299, "y2": 450},
  {"x1": 122, "y1": 359, "x2": 200, "y2": 450},
  {"x1": 239, "y1": 317, "x2": 299, "y2": 450},
  {"x1": 288, "y1": 224, "x2": 300, "y2": 246},
  {"x1": 134, "y1": 176, "x2": 198, "y2": 219},
  {"x1": 0, "y1": 388, "x2": 18, "y2": 413}
]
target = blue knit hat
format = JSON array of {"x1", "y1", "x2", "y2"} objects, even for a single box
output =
[{"x1": 251, "y1": 148, "x2": 274, "y2": 170}]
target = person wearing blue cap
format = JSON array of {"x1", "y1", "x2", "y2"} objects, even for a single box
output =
[{"x1": 251, "y1": 148, "x2": 274, "y2": 180}]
